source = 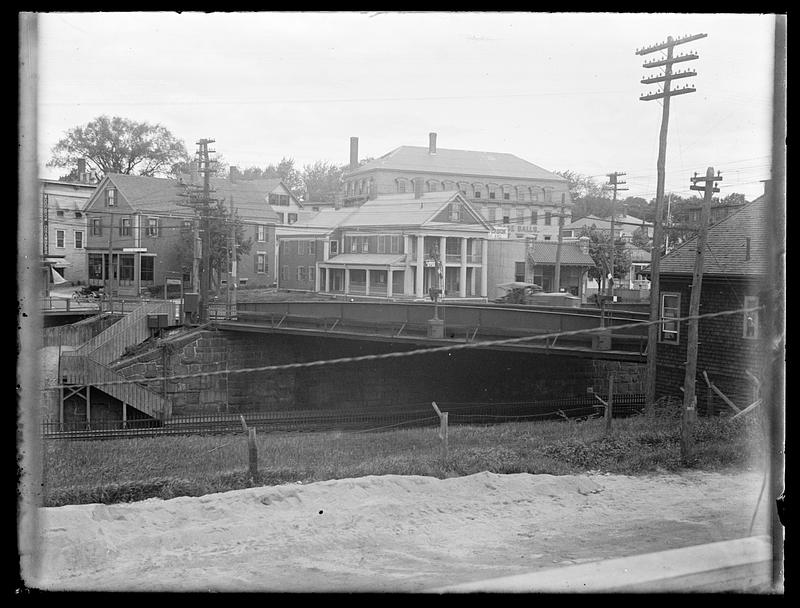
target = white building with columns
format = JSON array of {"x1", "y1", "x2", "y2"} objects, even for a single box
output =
[{"x1": 284, "y1": 190, "x2": 495, "y2": 300}]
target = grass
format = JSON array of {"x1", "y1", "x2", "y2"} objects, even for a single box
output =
[{"x1": 40, "y1": 411, "x2": 768, "y2": 507}]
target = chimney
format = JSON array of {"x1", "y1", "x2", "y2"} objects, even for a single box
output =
[
  {"x1": 578, "y1": 236, "x2": 590, "y2": 256},
  {"x1": 762, "y1": 178, "x2": 772, "y2": 201},
  {"x1": 77, "y1": 158, "x2": 86, "y2": 182},
  {"x1": 429, "y1": 132, "x2": 437, "y2": 154},
  {"x1": 349, "y1": 137, "x2": 359, "y2": 170},
  {"x1": 414, "y1": 177, "x2": 424, "y2": 199}
]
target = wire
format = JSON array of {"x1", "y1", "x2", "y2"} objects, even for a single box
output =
[{"x1": 45, "y1": 303, "x2": 762, "y2": 391}]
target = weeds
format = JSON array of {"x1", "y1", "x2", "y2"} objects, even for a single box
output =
[{"x1": 41, "y1": 414, "x2": 765, "y2": 507}]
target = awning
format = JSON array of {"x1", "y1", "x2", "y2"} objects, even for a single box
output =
[
  {"x1": 42, "y1": 256, "x2": 72, "y2": 268},
  {"x1": 321, "y1": 254, "x2": 407, "y2": 267}
]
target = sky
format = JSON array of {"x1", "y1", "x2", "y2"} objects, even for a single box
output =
[{"x1": 34, "y1": 11, "x2": 779, "y2": 202}]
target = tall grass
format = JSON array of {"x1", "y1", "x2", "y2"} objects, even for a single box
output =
[{"x1": 41, "y1": 413, "x2": 767, "y2": 507}]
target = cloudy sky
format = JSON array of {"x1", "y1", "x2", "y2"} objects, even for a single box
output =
[{"x1": 35, "y1": 11, "x2": 778, "y2": 201}]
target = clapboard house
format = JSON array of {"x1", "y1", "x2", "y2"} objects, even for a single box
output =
[{"x1": 654, "y1": 187, "x2": 771, "y2": 415}]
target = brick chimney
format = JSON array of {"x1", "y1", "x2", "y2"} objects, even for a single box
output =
[
  {"x1": 350, "y1": 137, "x2": 359, "y2": 171},
  {"x1": 414, "y1": 177, "x2": 424, "y2": 199},
  {"x1": 77, "y1": 158, "x2": 86, "y2": 182},
  {"x1": 429, "y1": 132, "x2": 437, "y2": 154}
]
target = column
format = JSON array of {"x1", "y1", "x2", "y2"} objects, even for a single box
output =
[
  {"x1": 365, "y1": 269, "x2": 370, "y2": 296},
  {"x1": 324, "y1": 266, "x2": 330, "y2": 293},
  {"x1": 315, "y1": 264, "x2": 321, "y2": 292},
  {"x1": 470, "y1": 266, "x2": 477, "y2": 297},
  {"x1": 134, "y1": 253, "x2": 141, "y2": 297},
  {"x1": 387, "y1": 269, "x2": 393, "y2": 298},
  {"x1": 344, "y1": 267, "x2": 350, "y2": 294},
  {"x1": 439, "y1": 236, "x2": 447, "y2": 295},
  {"x1": 323, "y1": 240, "x2": 330, "y2": 261},
  {"x1": 416, "y1": 235, "x2": 424, "y2": 297},
  {"x1": 459, "y1": 238, "x2": 467, "y2": 298},
  {"x1": 480, "y1": 239, "x2": 488, "y2": 297}
]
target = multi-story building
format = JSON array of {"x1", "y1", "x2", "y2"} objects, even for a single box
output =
[
  {"x1": 84, "y1": 173, "x2": 279, "y2": 297},
  {"x1": 40, "y1": 176, "x2": 98, "y2": 285},
  {"x1": 563, "y1": 214, "x2": 653, "y2": 242},
  {"x1": 281, "y1": 188, "x2": 493, "y2": 299},
  {"x1": 340, "y1": 133, "x2": 572, "y2": 241}
]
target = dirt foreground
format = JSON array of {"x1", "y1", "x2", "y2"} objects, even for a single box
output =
[{"x1": 26, "y1": 470, "x2": 770, "y2": 593}]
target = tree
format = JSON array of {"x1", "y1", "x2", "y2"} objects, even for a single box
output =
[
  {"x1": 174, "y1": 199, "x2": 253, "y2": 294},
  {"x1": 302, "y1": 161, "x2": 344, "y2": 203},
  {"x1": 48, "y1": 115, "x2": 189, "y2": 178},
  {"x1": 578, "y1": 225, "x2": 627, "y2": 293},
  {"x1": 264, "y1": 157, "x2": 304, "y2": 198}
]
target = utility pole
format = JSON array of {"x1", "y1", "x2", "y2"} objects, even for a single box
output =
[
  {"x1": 606, "y1": 172, "x2": 627, "y2": 300},
  {"x1": 196, "y1": 138, "x2": 216, "y2": 324},
  {"x1": 553, "y1": 202, "x2": 565, "y2": 293},
  {"x1": 681, "y1": 167, "x2": 721, "y2": 464},
  {"x1": 637, "y1": 32, "x2": 707, "y2": 416},
  {"x1": 664, "y1": 192, "x2": 672, "y2": 253},
  {"x1": 228, "y1": 194, "x2": 237, "y2": 318},
  {"x1": 107, "y1": 222, "x2": 114, "y2": 310}
]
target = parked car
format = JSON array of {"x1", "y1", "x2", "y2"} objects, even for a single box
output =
[{"x1": 493, "y1": 282, "x2": 543, "y2": 304}]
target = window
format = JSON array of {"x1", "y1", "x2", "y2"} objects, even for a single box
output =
[
  {"x1": 361, "y1": 237, "x2": 369, "y2": 253},
  {"x1": 489, "y1": 191, "x2": 496, "y2": 199},
  {"x1": 146, "y1": 217, "x2": 159, "y2": 237},
  {"x1": 91, "y1": 218, "x2": 102, "y2": 236},
  {"x1": 531, "y1": 211, "x2": 538, "y2": 225},
  {"x1": 106, "y1": 188, "x2": 116, "y2": 207},
  {"x1": 119, "y1": 254, "x2": 135, "y2": 282},
  {"x1": 75, "y1": 212, "x2": 82, "y2": 219},
  {"x1": 56, "y1": 210, "x2": 64, "y2": 217},
  {"x1": 140, "y1": 256, "x2": 154, "y2": 282},
  {"x1": 308, "y1": 240, "x2": 316, "y2": 255},
  {"x1": 545, "y1": 189, "x2": 552, "y2": 203},
  {"x1": 531, "y1": 189, "x2": 539, "y2": 202},
  {"x1": 544, "y1": 235, "x2": 552, "y2": 241},
  {"x1": 89, "y1": 253, "x2": 104, "y2": 280},
  {"x1": 503, "y1": 192, "x2": 510, "y2": 200},
  {"x1": 297, "y1": 266, "x2": 307, "y2": 282},
  {"x1": 277, "y1": 212, "x2": 285, "y2": 224},
  {"x1": 488, "y1": 207, "x2": 497, "y2": 223},
  {"x1": 281, "y1": 265, "x2": 289, "y2": 281},
  {"x1": 450, "y1": 203, "x2": 461, "y2": 222},
  {"x1": 74, "y1": 230, "x2": 84, "y2": 249},
  {"x1": 474, "y1": 189, "x2": 482, "y2": 199},
  {"x1": 256, "y1": 253, "x2": 267, "y2": 274},
  {"x1": 257, "y1": 225, "x2": 267, "y2": 242},
  {"x1": 182, "y1": 220, "x2": 192, "y2": 233},
  {"x1": 660, "y1": 292, "x2": 681, "y2": 344},
  {"x1": 743, "y1": 295, "x2": 760, "y2": 339},
  {"x1": 280, "y1": 194, "x2": 289, "y2": 206},
  {"x1": 561, "y1": 192, "x2": 566, "y2": 204},
  {"x1": 350, "y1": 238, "x2": 357, "y2": 253},
  {"x1": 308, "y1": 266, "x2": 316, "y2": 284},
  {"x1": 397, "y1": 180, "x2": 406, "y2": 194},
  {"x1": 330, "y1": 240, "x2": 339, "y2": 255},
  {"x1": 288, "y1": 213, "x2": 297, "y2": 224},
  {"x1": 56, "y1": 230, "x2": 65, "y2": 248},
  {"x1": 515, "y1": 262, "x2": 526, "y2": 283},
  {"x1": 545, "y1": 212, "x2": 552, "y2": 226},
  {"x1": 120, "y1": 218, "x2": 131, "y2": 236}
]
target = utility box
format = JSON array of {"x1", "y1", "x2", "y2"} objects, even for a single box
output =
[
  {"x1": 147, "y1": 314, "x2": 169, "y2": 328},
  {"x1": 184, "y1": 292, "x2": 200, "y2": 314},
  {"x1": 592, "y1": 329, "x2": 612, "y2": 351},
  {"x1": 427, "y1": 318, "x2": 444, "y2": 339}
]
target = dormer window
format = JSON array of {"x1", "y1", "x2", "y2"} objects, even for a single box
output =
[{"x1": 106, "y1": 188, "x2": 116, "y2": 207}]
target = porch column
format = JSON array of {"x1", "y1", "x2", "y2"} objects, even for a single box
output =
[
  {"x1": 344, "y1": 267, "x2": 350, "y2": 294},
  {"x1": 134, "y1": 253, "x2": 141, "y2": 297},
  {"x1": 365, "y1": 269, "x2": 370, "y2": 296},
  {"x1": 480, "y1": 239, "x2": 488, "y2": 297},
  {"x1": 470, "y1": 265, "x2": 477, "y2": 297},
  {"x1": 323, "y1": 240, "x2": 330, "y2": 261},
  {"x1": 387, "y1": 269, "x2": 393, "y2": 298},
  {"x1": 439, "y1": 236, "x2": 447, "y2": 295},
  {"x1": 459, "y1": 238, "x2": 467, "y2": 298},
  {"x1": 324, "y1": 266, "x2": 330, "y2": 293},
  {"x1": 315, "y1": 264, "x2": 321, "y2": 292},
  {"x1": 416, "y1": 235, "x2": 424, "y2": 297}
]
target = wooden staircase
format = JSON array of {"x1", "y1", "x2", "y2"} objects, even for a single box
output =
[{"x1": 60, "y1": 301, "x2": 175, "y2": 421}]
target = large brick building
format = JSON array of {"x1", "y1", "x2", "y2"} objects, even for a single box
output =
[
  {"x1": 654, "y1": 190, "x2": 770, "y2": 415},
  {"x1": 340, "y1": 133, "x2": 572, "y2": 241}
]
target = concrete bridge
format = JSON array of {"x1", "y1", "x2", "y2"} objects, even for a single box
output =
[{"x1": 217, "y1": 301, "x2": 649, "y2": 363}]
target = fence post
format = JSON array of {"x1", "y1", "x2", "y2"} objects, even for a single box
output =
[
  {"x1": 431, "y1": 402, "x2": 448, "y2": 464},
  {"x1": 605, "y1": 375, "x2": 614, "y2": 433},
  {"x1": 248, "y1": 426, "x2": 258, "y2": 482}
]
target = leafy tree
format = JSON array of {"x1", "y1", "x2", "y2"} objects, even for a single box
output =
[
  {"x1": 578, "y1": 225, "x2": 627, "y2": 293},
  {"x1": 264, "y1": 157, "x2": 304, "y2": 198},
  {"x1": 302, "y1": 161, "x2": 344, "y2": 203},
  {"x1": 48, "y1": 115, "x2": 189, "y2": 178},
  {"x1": 175, "y1": 199, "x2": 253, "y2": 293}
]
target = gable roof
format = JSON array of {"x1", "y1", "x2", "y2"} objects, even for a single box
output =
[
  {"x1": 346, "y1": 146, "x2": 567, "y2": 183},
  {"x1": 658, "y1": 196, "x2": 768, "y2": 277},
  {"x1": 338, "y1": 192, "x2": 491, "y2": 230},
  {"x1": 568, "y1": 214, "x2": 652, "y2": 229},
  {"x1": 528, "y1": 241, "x2": 595, "y2": 266},
  {"x1": 94, "y1": 173, "x2": 279, "y2": 223}
]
